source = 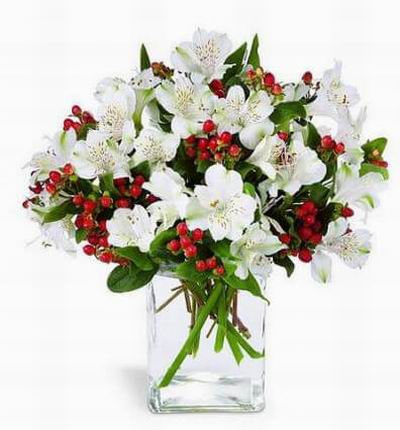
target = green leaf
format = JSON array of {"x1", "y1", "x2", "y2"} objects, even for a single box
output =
[
  {"x1": 75, "y1": 229, "x2": 87, "y2": 244},
  {"x1": 174, "y1": 261, "x2": 211, "y2": 283},
  {"x1": 209, "y1": 239, "x2": 232, "y2": 259},
  {"x1": 236, "y1": 161, "x2": 258, "y2": 180},
  {"x1": 159, "y1": 282, "x2": 224, "y2": 387},
  {"x1": 99, "y1": 173, "x2": 119, "y2": 197},
  {"x1": 223, "y1": 272, "x2": 266, "y2": 300},
  {"x1": 196, "y1": 159, "x2": 213, "y2": 174},
  {"x1": 43, "y1": 200, "x2": 79, "y2": 223},
  {"x1": 273, "y1": 255, "x2": 295, "y2": 277},
  {"x1": 362, "y1": 137, "x2": 387, "y2": 155},
  {"x1": 140, "y1": 44, "x2": 151, "y2": 71},
  {"x1": 226, "y1": 332, "x2": 244, "y2": 364},
  {"x1": 130, "y1": 161, "x2": 150, "y2": 178},
  {"x1": 247, "y1": 34, "x2": 260, "y2": 69},
  {"x1": 115, "y1": 246, "x2": 155, "y2": 271},
  {"x1": 214, "y1": 284, "x2": 227, "y2": 353},
  {"x1": 270, "y1": 102, "x2": 307, "y2": 125},
  {"x1": 223, "y1": 42, "x2": 247, "y2": 83},
  {"x1": 244, "y1": 182, "x2": 257, "y2": 197},
  {"x1": 149, "y1": 228, "x2": 181, "y2": 263},
  {"x1": 226, "y1": 321, "x2": 264, "y2": 359},
  {"x1": 305, "y1": 122, "x2": 321, "y2": 150},
  {"x1": 107, "y1": 264, "x2": 157, "y2": 293},
  {"x1": 306, "y1": 183, "x2": 331, "y2": 206},
  {"x1": 360, "y1": 162, "x2": 389, "y2": 180},
  {"x1": 76, "y1": 178, "x2": 94, "y2": 196}
]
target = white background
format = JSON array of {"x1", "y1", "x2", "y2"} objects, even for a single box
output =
[{"x1": 1, "y1": 0, "x2": 400, "y2": 429}]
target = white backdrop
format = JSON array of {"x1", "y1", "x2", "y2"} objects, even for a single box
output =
[{"x1": 1, "y1": 0, "x2": 400, "y2": 429}]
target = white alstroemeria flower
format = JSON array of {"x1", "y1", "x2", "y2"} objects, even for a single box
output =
[
  {"x1": 335, "y1": 108, "x2": 367, "y2": 165},
  {"x1": 143, "y1": 167, "x2": 190, "y2": 232},
  {"x1": 231, "y1": 222, "x2": 286, "y2": 280},
  {"x1": 94, "y1": 77, "x2": 136, "y2": 106},
  {"x1": 155, "y1": 75, "x2": 216, "y2": 138},
  {"x1": 107, "y1": 206, "x2": 156, "y2": 252},
  {"x1": 131, "y1": 128, "x2": 180, "y2": 169},
  {"x1": 307, "y1": 61, "x2": 360, "y2": 120},
  {"x1": 214, "y1": 86, "x2": 274, "y2": 148},
  {"x1": 333, "y1": 164, "x2": 385, "y2": 211},
  {"x1": 311, "y1": 218, "x2": 372, "y2": 283},
  {"x1": 257, "y1": 132, "x2": 327, "y2": 196},
  {"x1": 130, "y1": 68, "x2": 161, "y2": 90},
  {"x1": 283, "y1": 82, "x2": 309, "y2": 102},
  {"x1": 71, "y1": 130, "x2": 130, "y2": 179},
  {"x1": 186, "y1": 164, "x2": 257, "y2": 241},
  {"x1": 26, "y1": 129, "x2": 77, "y2": 182},
  {"x1": 171, "y1": 28, "x2": 232, "y2": 82}
]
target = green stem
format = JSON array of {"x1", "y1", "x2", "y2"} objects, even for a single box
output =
[{"x1": 158, "y1": 282, "x2": 223, "y2": 388}]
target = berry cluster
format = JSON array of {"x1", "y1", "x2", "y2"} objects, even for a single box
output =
[
  {"x1": 167, "y1": 222, "x2": 225, "y2": 275},
  {"x1": 209, "y1": 79, "x2": 225, "y2": 98},
  {"x1": 63, "y1": 105, "x2": 96, "y2": 133},
  {"x1": 184, "y1": 120, "x2": 241, "y2": 164},
  {"x1": 319, "y1": 135, "x2": 346, "y2": 155},
  {"x1": 246, "y1": 67, "x2": 283, "y2": 96}
]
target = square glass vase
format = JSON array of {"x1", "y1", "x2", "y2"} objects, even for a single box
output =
[{"x1": 147, "y1": 273, "x2": 266, "y2": 413}]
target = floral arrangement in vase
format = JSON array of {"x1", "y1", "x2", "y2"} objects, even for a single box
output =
[{"x1": 23, "y1": 29, "x2": 388, "y2": 412}]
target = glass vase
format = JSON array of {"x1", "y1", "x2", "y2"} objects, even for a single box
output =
[{"x1": 146, "y1": 272, "x2": 266, "y2": 413}]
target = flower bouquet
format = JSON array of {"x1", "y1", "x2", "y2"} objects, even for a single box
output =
[{"x1": 23, "y1": 29, "x2": 388, "y2": 413}]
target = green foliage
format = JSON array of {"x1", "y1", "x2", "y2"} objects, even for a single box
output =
[
  {"x1": 174, "y1": 260, "x2": 211, "y2": 283},
  {"x1": 362, "y1": 137, "x2": 387, "y2": 156},
  {"x1": 149, "y1": 228, "x2": 183, "y2": 263},
  {"x1": 223, "y1": 272, "x2": 267, "y2": 301},
  {"x1": 140, "y1": 44, "x2": 151, "y2": 71},
  {"x1": 208, "y1": 239, "x2": 232, "y2": 259},
  {"x1": 99, "y1": 173, "x2": 119, "y2": 197},
  {"x1": 223, "y1": 42, "x2": 247, "y2": 83},
  {"x1": 273, "y1": 255, "x2": 295, "y2": 277},
  {"x1": 305, "y1": 122, "x2": 321, "y2": 150},
  {"x1": 244, "y1": 182, "x2": 257, "y2": 197},
  {"x1": 247, "y1": 34, "x2": 260, "y2": 69},
  {"x1": 130, "y1": 161, "x2": 151, "y2": 178},
  {"x1": 360, "y1": 162, "x2": 389, "y2": 180},
  {"x1": 42, "y1": 200, "x2": 79, "y2": 223},
  {"x1": 115, "y1": 246, "x2": 156, "y2": 271},
  {"x1": 107, "y1": 263, "x2": 157, "y2": 293},
  {"x1": 75, "y1": 229, "x2": 87, "y2": 244},
  {"x1": 270, "y1": 102, "x2": 307, "y2": 125}
]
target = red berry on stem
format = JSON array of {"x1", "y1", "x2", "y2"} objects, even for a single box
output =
[
  {"x1": 206, "y1": 256, "x2": 217, "y2": 270},
  {"x1": 304, "y1": 214, "x2": 316, "y2": 226},
  {"x1": 75, "y1": 215, "x2": 85, "y2": 229},
  {"x1": 72, "y1": 122, "x2": 81, "y2": 132},
  {"x1": 98, "y1": 219, "x2": 107, "y2": 232},
  {"x1": 186, "y1": 146, "x2": 196, "y2": 158},
  {"x1": 263, "y1": 72, "x2": 275, "y2": 87},
  {"x1": 180, "y1": 235, "x2": 192, "y2": 250},
  {"x1": 302, "y1": 200, "x2": 317, "y2": 214},
  {"x1": 82, "y1": 111, "x2": 95, "y2": 124},
  {"x1": 298, "y1": 226, "x2": 313, "y2": 241},
  {"x1": 302, "y1": 71, "x2": 313, "y2": 84},
  {"x1": 22, "y1": 200, "x2": 30, "y2": 209},
  {"x1": 208, "y1": 137, "x2": 219, "y2": 153},
  {"x1": 197, "y1": 138, "x2": 209, "y2": 152},
  {"x1": 184, "y1": 244, "x2": 198, "y2": 259},
  {"x1": 299, "y1": 248, "x2": 313, "y2": 263},
  {"x1": 63, "y1": 118, "x2": 74, "y2": 130},
  {"x1": 309, "y1": 232, "x2": 322, "y2": 245},
  {"x1": 83, "y1": 244, "x2": 96, "y2": 256},
  {"x1": 202, "y1": 119, "x2": 215, "y2": 134},
  {"x1": 278, "y1": 131, "x2": 289, "y2": 142},
  {"x1": 133, "y1": 175, "x2": 145, "y2": 186},
  {"x1": 99, "y1": 251, "x2": 113, "y2": 263},
  {"x1": 146, "y1": 194, "x2": 158, "y2": 204},
  {"x1": 72, "y1": 194, "x2": 84, "y2": 206},
  {"x1": 62, "y1": 163, "x2": 74, "y2": 175},
  {"x1": 100, "y1": 195, "x2": 113, "y2": 208},
  {"x1": 82, "y1": 216, "x2": 94, "y2": 230},
  {"x1": 185, "y1": 135, "x2": 196, "y2": 145},
  {"x1": 341, "y1": 206, "x2": 354, "y2": 218},
  {"x1": 98, "y1": 236, "x2": 109, "y2": 248},
  {"x1": 176, "y1": 222, "x2": 189, "y2": 236},
  {"x1": 228, "y1": 144, "x2": 241, "y2": 157},
  {"x1": 49, "y1": 170, "x2": 62, "y2": 184},
  {"x1": 214, "y1": 265, "x2": 225, "y2": 276},
  {"x1": 209, "y1": 79, "x2": 224, "y2": 93},
  {"x1": 87, "y1": 234, "x2": 99, "y2": 246},
  {"x1": 72, "y1": 105, "x2": 82, "y2": 116},
  {"x1": 130, "y1": 185, "x2": 142, "y2": 198},
  {"x1": 334, "y1": 142, "x2": 346, "y2": 154},
  {"x1": 214, "y1": 152, "x2": 224, "y2": 162},
  {"x1": 199, "y1": 151, "x2": 211, "y2": 161},
  {"x1": 279, "y1": 233, "x2": 292, "y2": 245},
  {"x1": 220, "y1": 131, "x2": 232, "y2": 145},
  {"x1": 167, "y1": 239, "x2": 181, "y2": 253},
  {"x1": 272, "y1": 83, "x2": 282, "y2": 95},
  {"x1": 321, "y1": 135, "x2": 335, "y2": 150},
  {"x1": 83, "y1": 199, "x2": 97, "y2": 213},
  {"x1": 114, "y1": 177, "x2": 128, "y2": 187},
  {"x1": 296, "y1": 207, "x2": 307, "y2": 219},
  {"x1": 195, "y1": 260, "x2": 207, "y2": 272},
  {"x1": 191, "y1": 228, "x2": 204, "y2": 242},
  {"x1": 115, "y1": 198, "x2": 130, "y2": 208},
  {"x1": 45, "y1": 182, "x2": 57, "y2": 195}
]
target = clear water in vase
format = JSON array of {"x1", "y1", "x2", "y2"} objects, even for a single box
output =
[{"x1": 147, "y1": 273, "x2": 266, "y2": 413}]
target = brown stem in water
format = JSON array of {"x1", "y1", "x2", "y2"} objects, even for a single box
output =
[{"x1": 156, "y1": 288, "x2": 183, "y2": 313}]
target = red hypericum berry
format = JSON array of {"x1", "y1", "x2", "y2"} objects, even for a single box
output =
[
  {"x1": 49, "y1": 170, "x2": 62, "y2": 184},
  {"x1": 209, "y1": 79, "x2": 224, "y2": 93},
  {"x1": 146, "y1": 194, "x2": 158, "y2": 204},
  {"x1": 290, "y1": 249, "x2": 299, "y2": 257},
  {"x1": 71, "y1": 105, "x2": 82, "y2": 116},
  {"x1": 176, "y1": 222, "x2": 189, "y2": 236},
  {"x1": 303, "y1": 214, "x2": 316, "y2": 226},
  {"x1": 302, "y1": 71, "x2": 313, "y2": 84},
  {"x1": 296, "y1": 207, "x2": 307, "y2": 219},
  {"x1": 197, "y1": 138, "x2": 209, "y2": 152},
  {"x1": 87, "y1": 234, "x2": 99, "y2": 246},
  {"x1": 220, "y1": 131, "x2": 232, "y2": 145},
  {"x1": 191, "y1": 228, "x2": 204, "y2": 242},
  {"x1": 341, "y1": 206, "x2": 354, "y2": 218},
  {"x1": 75, "y1": 215, "x2": 85, "y2": 229},
  {"x1": 202, "y1": 119, "x2": 215, "y2": 134},
  {"x1": 83, "y1": 199, "x2": 97, "y2": 213},
  {"x1": 214, "y1": 152, "x2": 224, "y2": 162},
  {"x1": 63, "y1": 118, "x2": 74, "y2": 130},
  {"x1": 184, "y1": 244, "x2": 198, "y2": 259},
  {"x1": 186, "y1": 146, "x2": 196, "y2": 158},
  {"x1": 82, "y1": 111, "x2": 95, "y2": 124},
  {"x1": 247, "y1": 69, "x2": 257, "y2": 80},
  {"x1": 72, "y1": 194, "x2": 84, "y2": 206},
  {"x1": 279, "y1": 233, "x2": 292, "y2": 245},
  {"x1": 45, "y1": 182, "x2": 57, "y2": 195},
  {"x1": 272, "y1": 83, "x2": 283, "y2": 96},
  {"x1": 83, "y1": 244, "x2": 96, "y2": 256},
  {"x1": 321, "y1": 135, "x2": 335, "y2": 150},
  {"x1": 206, "y1": 256, "x2": 217, "y2": 270},
  {"x1": 334, "y1": 142, "x2": 346, "y2": 154},
  {"x1": 298, "y1": 248, "x2": 313, "y2": 263},
  {"x1": 309, "y1": 232, "x2": 322, "y2": 245},
  {"x1": 99, "y1": 251, "x2": 113, "y2": 264},
  {"x1": 29, "y1": 183, "x2": 43, "y2": 194},
  {"x1": 98, "y1": 236, "x2": 109, "y2": 248},
  {"x1": 72, "y1": 122, "x2": 81, "y2": 132},
  {"x1": 214, "y1": 89, "x2": 225, "y2": 98},
  {"x1": 214, "y1": 265, "x2": 225, "y2": 276},
  {"x1": 371, "y1": 159, "x2": 388, "y2": 168},
  {"x1": 263, "y1": 72, "x2": 275, "y2": 87},
  {"x1": 302, "y1": 200, "x2": 317, "y2": 214},
  {"x1": 133, "y1": 175, "x2": 145, "y2": 186},
  {"x1": 312, "y1": 220, "x2": 322, "y2": 232},
  {"x1": 62, "y1": 163, "x2": 74, "y2": 176},
  {"x1": 228, "y1": 144, "x2": 241, "y2": 157},
  {"x1": 298, "y1": 226, "x2": 313, "y2": 241},
  {"x1": 130, "y1": 185, "x2": 142, "y2": 198},
  {"x1": 167, "y1": 239, "x2": 181, "y2": 253},
  {"x1": 118, "y1": 185, "x2": 128, "y2": 196},
  {"x1": 98, "y1": 219, "x2": 107, "y2": 232},
  {"x1": 199, "y1": 151, "x2": 211, "y2": 161},
  {"x1": 180, "y1": 236, "x2": 192, "y2": 249},
  {"x1": 115, "y1": 198, "x2": 130, "y2": 208},
  {"x1": 208, "y1": 137, "x2": 219, "y2": 153},
  {"x1": 82, "y1": 216, "x2": 94, "y2": 230},
  {"x1": 195, "y1": 260, "x2": 207, "y2": 272},
  {"x1": 22, "y1": 199, "x2": 30, "y2": 209},
  {"x1": 185, "y1": 135, "x2": 196, "y2": 145},
  {"x1": 114, "y1": 177, "x2": 128, "y2": 187},
  {"x1": 99, "y1": 195, "x2": 113, "y2": 208},
  {"x1": 278, "y1": 131, "x2": 289, "y2": 142}
]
